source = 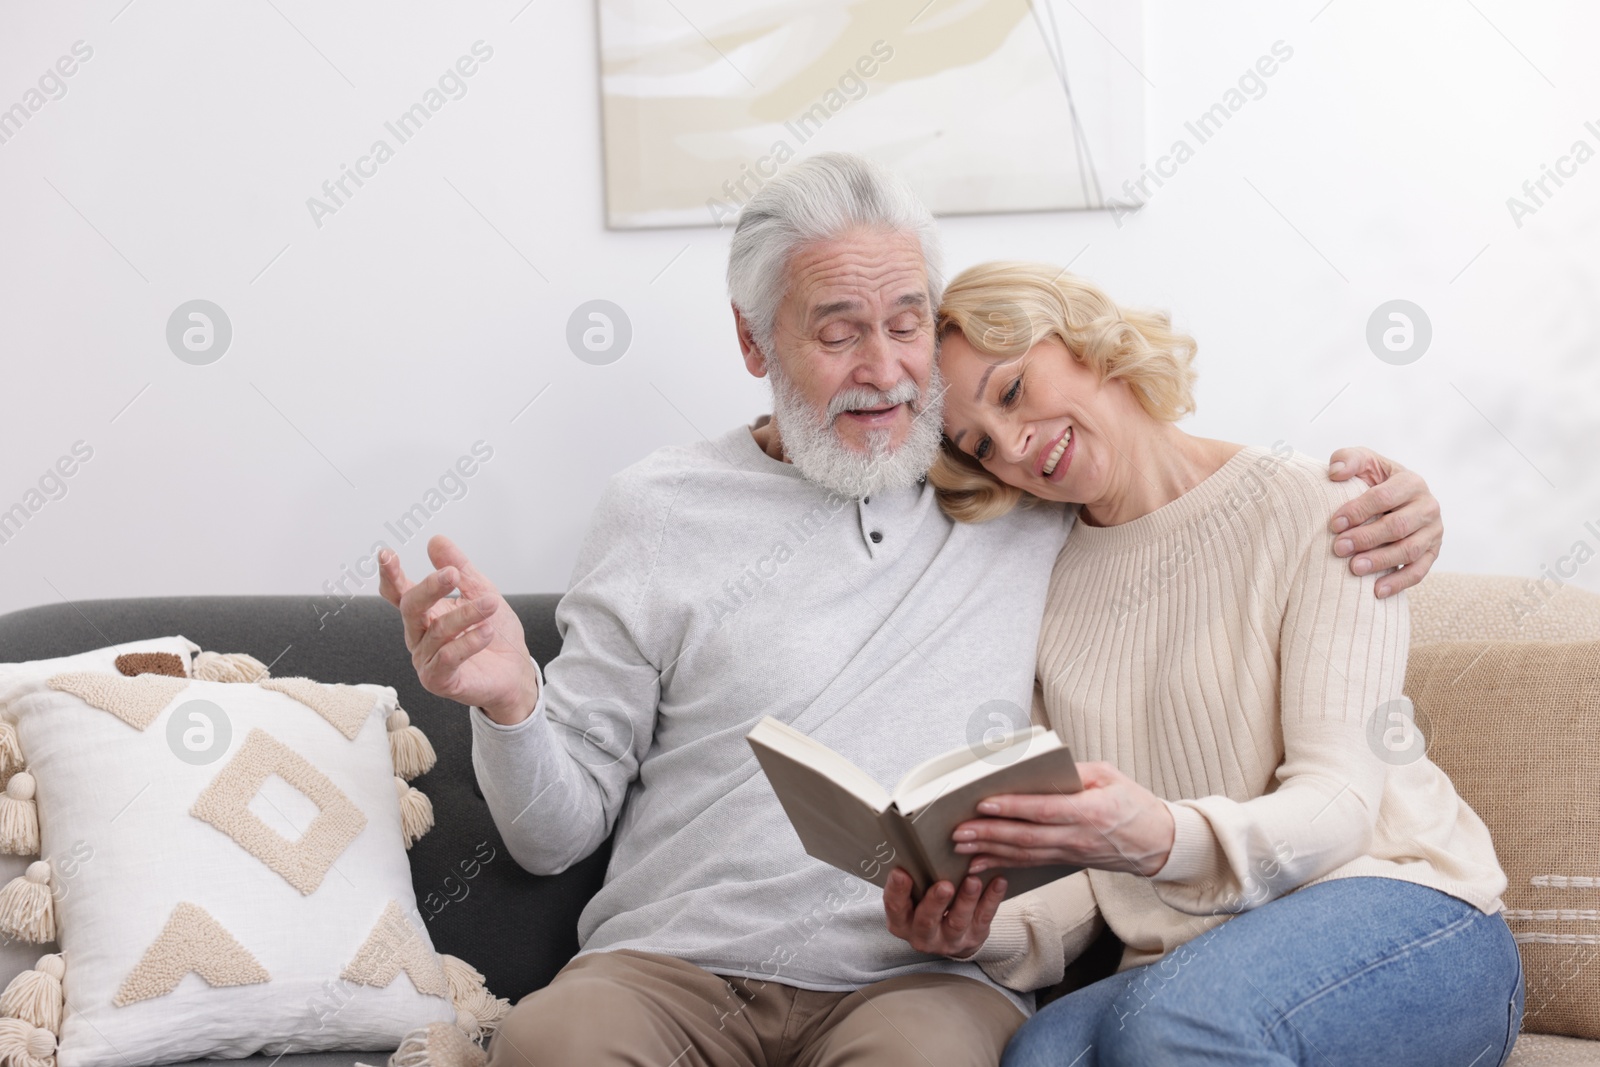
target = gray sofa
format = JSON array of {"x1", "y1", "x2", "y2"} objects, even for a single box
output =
[
  {"x1": 1, "y1": 587, "x2": 1595, "y2": 1066},
  {"x1": 0, "y1": 594, "x2": 605, "y2": 1067}
]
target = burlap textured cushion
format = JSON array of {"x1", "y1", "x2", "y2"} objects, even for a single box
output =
[
  {"x1": 1507, "y1": 1032, "x2": 1600, "y2": 1065},
  {"x1": 1406, "y1": 640, "x2": 1600, "y2": 1040},
  {"x1": 1409, "y1": 572, "x2": 1600, "y2": 646}
]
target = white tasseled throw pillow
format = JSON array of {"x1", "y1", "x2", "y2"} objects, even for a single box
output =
[
  {"x1": 0, "y1": 640, "x2": 506, "y2": 1067},
  {"x1": 0, "y1": 638, "x2": 207, "y2": 1006}
]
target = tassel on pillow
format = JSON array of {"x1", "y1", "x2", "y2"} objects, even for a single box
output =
[
  {"x1": 0, "y1": 773, "x2": 40, "y2": 856},
  {"x1": 395, "y1": 778, "x2": 433, "y2": 849},
  {"x1": 0, "y1": 1017, "x2": 56, "y2": 1067},
  {"x1": 439, "y1": 955, "x2": 510, "y2": 1038},
  {"x1": 451, "y1": 1009, "x2": 481, "y2": 1043},
  {"x1": 0, "y1": 954, "x2": 64, "y2": 1033},
  {"x1": 0, "y1": 863, "x2": 54, "y2": 944},
  {"x1": 387, "y1": 709, "x2": 436, "y2": 781},
  {"x1": 0, "y1": 723, "x2": 23, "y2": 788},
  {"x1": 191, "y1": 651, "x2": 270, "y2": 684},
  {"x1": 381, "y1": 1021, "x2": 485, "y2": 1067}
]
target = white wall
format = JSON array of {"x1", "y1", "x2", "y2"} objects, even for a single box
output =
[{"x1": 2, "y1": 0, "x2": 1597, "y2": 624}]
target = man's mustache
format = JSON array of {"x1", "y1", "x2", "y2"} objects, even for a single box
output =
[{"x1": 825, "y1": 379, "x2": 925, "y2": 422}]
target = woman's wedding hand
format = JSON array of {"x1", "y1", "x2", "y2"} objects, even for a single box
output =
[
  {"x1": 881, "y1": 868, "x2": 1007, "y2": 960},
  {"x1": 953, "y1": 761, "x2": 1176, "y2": 878}
]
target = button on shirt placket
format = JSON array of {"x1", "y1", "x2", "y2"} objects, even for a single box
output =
[{"x1": 859, "y1": 495, "x2": 884, "y2": 555}]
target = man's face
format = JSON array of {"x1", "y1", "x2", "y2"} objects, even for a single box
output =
[{"x1": 765, "y1": 227, "x2": 935, "y2": 455}]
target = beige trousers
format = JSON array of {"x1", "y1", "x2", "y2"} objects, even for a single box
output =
[{"x1": 486, "y1": 949, "x2": 1024, "y2": 1067}]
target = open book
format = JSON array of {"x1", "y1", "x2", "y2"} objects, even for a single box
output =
[{"x1": 748, "y1": 716, "x2": 1084, "y2": 901}]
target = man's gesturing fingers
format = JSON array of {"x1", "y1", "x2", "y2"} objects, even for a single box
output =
[
  {"x1": 379, "y1": 549, "x2": 473, "y2": 651},
  {"x1": 377, "y1": 539, "x2": 536, "y2": 717},
  {"x1": 413, "y1": 596, "x2": 494, "y2": 679},
  {"x1": 396, "y1": 565, "x2": 460, "y2": 652},
  {"x1": 428, "y1": 535, "x2": 498, "y2": 600},
  {"x1": 376, "y1": 548, "x2": 412, "y2": 609},
  {"x1": 417, "y1": 616, "x2": 495, "y2": 687}
]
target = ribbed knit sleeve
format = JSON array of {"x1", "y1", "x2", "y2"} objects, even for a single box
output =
[
  {"x1": 1148, "y1": 472, "x2": 1407, "y2": 915},
  {"x1": 975, "y1": 870, "x2": 1103, "y2": 992}
]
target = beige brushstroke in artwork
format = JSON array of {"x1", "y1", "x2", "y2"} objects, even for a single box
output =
[{"x1": 600, "y1": 0, "x2": 1032, "y2": 223}]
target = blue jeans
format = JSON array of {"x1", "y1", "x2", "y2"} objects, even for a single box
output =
[{"x1": 1003, "y1": 877, "x2": 1524, "y2": 1067}]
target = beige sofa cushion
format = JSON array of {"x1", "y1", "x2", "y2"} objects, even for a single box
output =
[
  {"x1": 1410, "y1": 571, "x2": 1600, "y2": 646},
  {"x1": 1406, "y1": 638, "x2": 1600, "y2": 1040},
  {"x1": 1509, "y1": 1032, "x2": 1600, "y2": 1065}
]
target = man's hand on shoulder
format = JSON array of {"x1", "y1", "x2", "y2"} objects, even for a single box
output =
[
  {"x1": 1325, "y1": 447, "x2": 1443, "y2": 599},
  {"x1": 378, "y1": 535, "x2": 540, "y2": 725}
]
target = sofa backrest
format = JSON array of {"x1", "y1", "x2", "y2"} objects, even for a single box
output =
[
  {"x1": 0, "y1": 593, "x2": 605, "y2": 1005},
  {"x1": 1409, "y1": 571, "x2": 1600, "y2": 645},
  {"x1": 1404, "y1": 576, "x2": 1600, "y2": 1040},
  {"x1": 6, "y1": 574, "x2": 1595, "y2": 1005}
]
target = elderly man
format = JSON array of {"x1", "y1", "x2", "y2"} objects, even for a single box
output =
[{"x1": 378, "y1": 153, "x2": 1442, "y2": 1066}]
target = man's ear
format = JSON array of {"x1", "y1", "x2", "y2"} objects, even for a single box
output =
[{"x1": 733, "y1": 305, "x2": 768, "y2": 379}]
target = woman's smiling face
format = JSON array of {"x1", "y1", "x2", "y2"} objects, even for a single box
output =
[{"x1": 939, "y1": 329, "x2": 1135, "y2": 507}]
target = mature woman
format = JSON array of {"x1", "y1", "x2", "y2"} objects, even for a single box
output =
[{"x1": 882, "y1": 262, "x2": 1523, "y2": 1066}]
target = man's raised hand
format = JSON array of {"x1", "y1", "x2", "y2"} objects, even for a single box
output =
[{"x1": 377, "y1": 535, "x2": 539, "y2": 725}]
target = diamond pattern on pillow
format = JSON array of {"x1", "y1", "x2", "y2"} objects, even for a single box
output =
[
  {"x1": 190, "y1": 729, "x2": 367, "y2": 895},
  {"x1": 46, "y1": 674, "x2": 189, "y2": 731},
  {"x1": 340, "y1": 900, "x2": 448, "y2": 997},
  {"x1": 259, "y1": 679, "x2": 375, "y2": 740},
  {"x1": 113, "y1": 902, "x2": 269, "y2": 1006}
]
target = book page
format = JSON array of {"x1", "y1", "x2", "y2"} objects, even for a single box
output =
[
  {"x1": 748, "y1": 719, "x2": 899, "y2": 885},
  {"x1": 892, "y1": 726, "x2": 1054, "y2": 812},
  {"x1": 748, "y1": 717, "x2": 889, "y2": 809},
  {"x1": 896, "y1": 743, "x2": 1085, "y2": 896}
]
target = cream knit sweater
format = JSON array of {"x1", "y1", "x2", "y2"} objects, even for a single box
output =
[{"x1": 974, "y1": 444, "x2": 1508, "y2": 992}]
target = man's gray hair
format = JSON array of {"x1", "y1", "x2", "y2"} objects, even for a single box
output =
[{"x1": 727, "y1": 152, "x2": 943, "y2": 353}]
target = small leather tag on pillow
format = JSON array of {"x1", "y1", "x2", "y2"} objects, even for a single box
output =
[{"x1": 114, "y1": 652, "x2": 187, "y2": 678}]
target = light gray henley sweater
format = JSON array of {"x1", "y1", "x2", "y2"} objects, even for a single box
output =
[{"x1": 470, "y1": 417, "x2": 1072, "y2": 1009}]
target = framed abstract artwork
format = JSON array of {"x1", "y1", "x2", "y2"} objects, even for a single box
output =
[{"x1": 596, "y1": 0, "x2": 1145, "y2": 228}]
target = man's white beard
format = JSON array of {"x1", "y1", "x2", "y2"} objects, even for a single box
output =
[{"x1": 767, "y1": 357, "x2": 946, "y2": 500}]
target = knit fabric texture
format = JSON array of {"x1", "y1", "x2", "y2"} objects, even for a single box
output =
[{"x1": 978, "y1": 446, "x2": 1507, "y2": 990}]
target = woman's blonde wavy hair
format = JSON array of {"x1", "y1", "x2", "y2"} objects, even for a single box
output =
[{"x1": 931, "y1": 262, "x2": 1199, "y2": 523}]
